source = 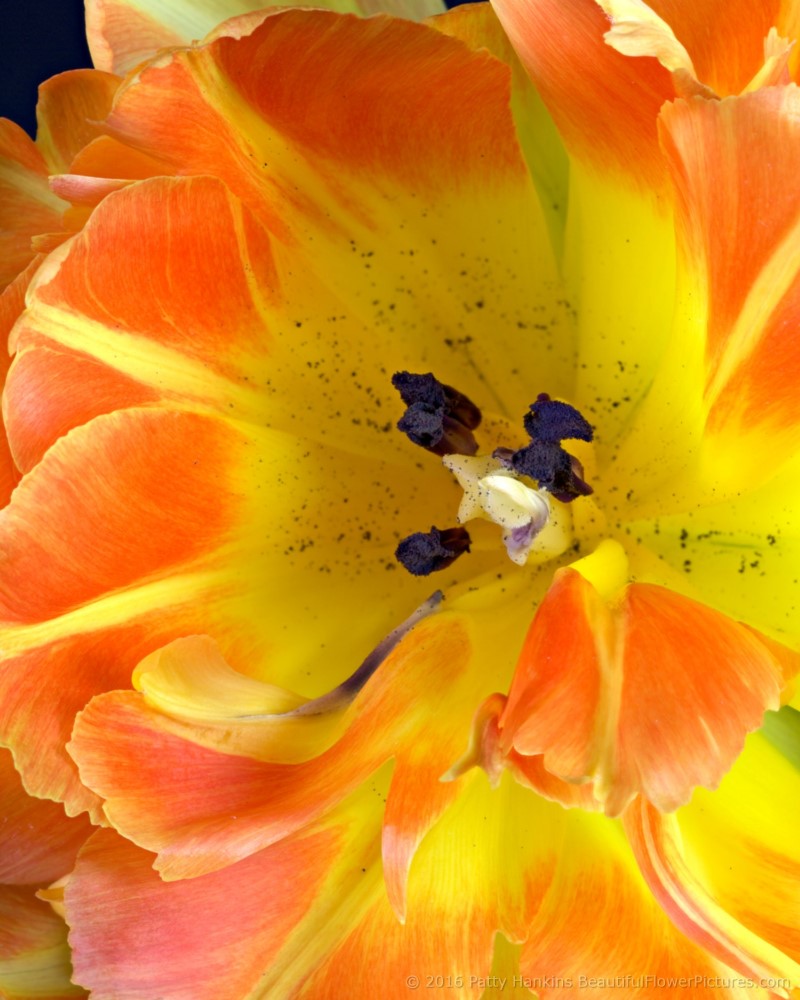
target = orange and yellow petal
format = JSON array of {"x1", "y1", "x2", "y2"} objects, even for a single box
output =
[
  {"x1": 0, "y1": 406, "x2": 253, "y2": 815},
  {"x1": 430, "y1": 3, "x2": 570, "y2": 258},
  {"x1": 490, "y1": 0, "x2": 674, "y2": 188},
  {"x1": 490, "y1": 0, "x2": 799, "y2": 186},
  {"x1": 499, "y1": 550, "x2": 794, "y2": 815},
  {"x1": 607, "y1": 86, "x2": 800, "y2": 517},
  {"x1": 65, "y1": 768, "x2": 550, "y2": 1000},
  {"x1": 0, "y1": 385, "x2": 455, "y2": 816},
  {"x1": 65, "y1": 763, "x2": 789, "y2": 1000},
  {"x1": 67, "y1": 608, "x2": 497, "y2": 881},
  {"x1": 663, "y1": 88, "x2": 800, "y2": 479},
  {"x1": 0, "y1": 120, "x2": 64, "y2": 289},
  {"x1": 519, "y1": 805, "x2": 777, "y2": 1000},
  {"x1": 96, "y1": 12, "x2": 573, "y2": 414},
  {"x1": 85, "y1": 0, "x2": 448, "y2": 75},
  {"x1": 34, "y1": 71, "x2": 121, "y2": 176},
  {"x1": 0, "y1": 410, "x2": 245, "y2": 623},
  {"x1": 595, "y1": 0, "x2": 797, "y2": 95},
  {"x1": 0, "y1": 886, "x2": 84, "y2": 999},
  {"x1": 626, "y1": 708, "x2": 800, "y2": 991},
  {"x1": 0, "y1": 256, "x2": 42, "y2": 506},
  {"x1": 300, "y1": 772, "x2": 559, "y2": 999}
]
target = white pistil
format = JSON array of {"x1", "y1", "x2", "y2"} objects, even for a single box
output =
[{"x1": 443, "y1": 454, "x2": 570, "y2": 565}]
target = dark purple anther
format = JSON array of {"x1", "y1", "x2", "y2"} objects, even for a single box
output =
[
  {"x1": 392, "y1": 372, "x2": 481, "y2": 456},
  {"x1": 395, "y1": 525, "x2": 472, "y2": 576},
  {"x1": 512, "y1": 394, "x2": 593, "y2": 502},
  {"x1": 523, "y1": 393, "x2": 594, "y2": 443}
]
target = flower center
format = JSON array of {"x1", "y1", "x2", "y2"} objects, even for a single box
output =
[
  {"x1": 392, "y1": 373, "x2": 594, "y2": 575},
  {"x1": 442, "y1": 453, "x2": 570, "y2": 566}
]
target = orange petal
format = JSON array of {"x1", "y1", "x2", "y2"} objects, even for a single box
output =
[
  {"x1": 0, "y1": 615, "x2": 213, "y2": 822},
  {"x1": 0, "y1": 749, "x2": 92, "y2": 886},
  {"x1": 307, "y1": 776, "x2": 769, "y2": 1000},
  {"x1": 9, "y1": 22, "x2": 567, "y2": 460},
  {"x1": 48, "y1": 174, "x2": 136, "y2": 208},
  {"x1": 624, "y1": 710, "x2": 800, "y2": 989},
  {"x1": 68, "y1": 688, "x2": 776, "y2": 999},
  {"x1": 597, "y1": 0, "x2": 798, "y2": 95},
  {"x1": 104, "y1": 11, "x2": 527, "y2": 227},
  {"x1": 657, "y1": 0, "x2": 796, "y2": 93},
  {"x1": 658, "y1": 88, "x2": 800, "y2": 473},
  {"x1": 0, "y1": 39, "x2": 563, "y2": 823},
  {"x1": 500, "y1": 565, "x2": 790, "y2": 814},
  {"x1": 35, "y1": 70, "x2": 121, "y2": 175},
  {"x1": 4, "y1": 347, "x2": 160, "y2": 474},
  {"x1": 0, "y1": 885, "x2": 84, "y2": 999},
  {"x1": 0, "y1": 120, "x2": 63, "y2": 289},
  {"x1": 85, "y1": 0, "x2": 185, "y2": 73},
  {"x1": 6, "y1": 176, "x2": 284, "y2": 469},
  {"x1": 29, "y1": 232, "x2": 72, "y2": 254},
  {"x1": 491, "y1": 0, "x2": 799, "y2": 186},
  {"x1": 68, "y1": 134, "x2": 175, "y2": 184},
  {"x1": 442, "y1": 691, "x2": 599, "y2": 809},
  {"x1": 0, "y1": 410, "x2": 242, "y2": 623}
]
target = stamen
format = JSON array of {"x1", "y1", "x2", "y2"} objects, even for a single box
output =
[
  {"x1": 395, "y1": 525, "x2": 472, "y2": 576},
  {"x1": 510, "y1": 441, "x2": 592, "y2": 501},
  {"x1": 392, "y1": 371, "x2": 481, "y2": 456},
  {"x1": 511, "y1": 394, "x2": 594, "y2": 502},
  {"x1": 523, "y1": 393, "x2": 593, "y2": 443},
  {"x1": 289, "y1": 591, "x2": 444, "y2": 715}
]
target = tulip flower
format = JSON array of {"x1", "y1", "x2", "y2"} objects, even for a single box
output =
[{"x1": 1, "y1": 0, "x2": 799, "y2": 997}]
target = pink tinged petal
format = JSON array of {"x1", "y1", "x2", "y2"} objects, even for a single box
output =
[
  {"x1": 0, "y1": 886, "x2": 85, "y2": 998},
  {"x1": 66, "y1": 793, "x2": 385, "y2": 1000},
  {"x1": 0, "y1": 748, "x2": 92, "y2": 885}
]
